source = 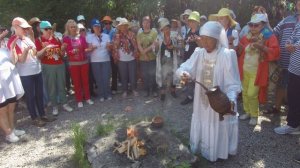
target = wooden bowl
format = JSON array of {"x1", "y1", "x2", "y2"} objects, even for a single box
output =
[{"x1": 151, "y1": 116, "x2": 164, "y2": 128}]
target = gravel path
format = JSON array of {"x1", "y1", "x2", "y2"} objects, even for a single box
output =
[{"x1": 0, "y1": 88, "x2": 299, "y2": 168}]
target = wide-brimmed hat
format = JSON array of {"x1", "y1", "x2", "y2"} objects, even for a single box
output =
[
  {"x1": 209, "y1": 8, "x2": 237, "y2": 27},
  {"x1": 12, "y1": 17, "x2": 31, "y2": 28},
  {"x1": 248, "y1": 14, "x2": 268, "y2": 24},
  {"x1": 180, "y1": 9, "x2": 192, "y2": 21},
  {"x1": 159, "y1": 18, "x2": 170, "y2": 30},
  {"x1": 28, "y1": 17, "x2": 41, "y2": 26},
  {"x1": 188, "y1": 11, "x2": 200, "y2": 23},
  {"x1": 102, "y1": 16, "x2": 113, "y2": 23},
  {"x1": 117, "y1": 18, "x2": 130, "y2": 28}
]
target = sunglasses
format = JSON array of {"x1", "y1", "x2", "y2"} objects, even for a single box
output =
[
  {"x1": 80, "y1": 29, "x2": 86, "y2": 32},
  {"x1": 104, "y1": 22, "x2": 111, "y2": 25},
  {"x1": 248, "y1": 23, "x2": 261, "y2": 28},
  {"x1": 44, "y1": 28, "x2": 52, "y2": 31}
]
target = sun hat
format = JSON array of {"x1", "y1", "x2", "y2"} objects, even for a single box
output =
[
  {"x1": 28, "y1": 17, "x2": 41, "y2": 26},
  {"x1": 12, "y1": 17, "x2": 31, "y2": 28},
  {"x1": 117, "y1": 18, "x2": 130, "y2": 28},
  {"x1": 188, "y1": 11, "x2": 200, "y2": 23},
  {"x1": 159, "y1": 18, "x2": 170, "y2": 30},
  {"x1": 91, "y1": 18, "x2": 101, "y2": 27},
  {"x1": 248, "y1": 14, "x2": 268, "y2": 24},
  {"x1": 77, "y1": 15, "x2": 85, "y2": 22},
  {"x1": 102, "y1": 16, "x2": 113, "y2": 23},
  {"x1": 77, "y1": 23, "x2": 85, "y2": 29},
  {"x1": 209, "y1": 8, "x2": 237, "y2": 27},
  {"x1": 40, "y1": 21, "x2": 52, "y2": 29},
  {"x1": 180, "y1": 9, "x2": 192, "y2": 21}
]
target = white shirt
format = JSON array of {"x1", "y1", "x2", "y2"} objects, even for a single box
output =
[
  {"x1": 86, "y1": 33, "x2": 111, "y2": 62},
  {"x1": 15, "y1": 37, "x2": 41, "y2": 76}
]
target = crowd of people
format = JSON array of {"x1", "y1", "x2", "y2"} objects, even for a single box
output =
[{"x1": 0, "y1": 1, "x2": 300, "y2": 163}]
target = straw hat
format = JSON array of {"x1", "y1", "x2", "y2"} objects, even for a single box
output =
[
  {"x1": 117, "y1": 18, "x2": 130, "y2": 28},
  {"x1": 102, "y1": 16, "x2": 113, "y2": 23},
  {"x1": 28, "y1": 17, "x2": 41, "y2": 26},
  {"x1": 159, "y1": 18, "x2": 170, "y2": 30},
  {"x1": 188, "y1": 11, "x2": 200, "y2": 23},
  {"x1": 209, "y1": 8, "x2": 237, "y2": 27}
]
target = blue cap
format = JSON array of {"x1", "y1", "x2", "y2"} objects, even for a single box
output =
[
  {"x1": 40, "y1": 21, "x2": 52, "y2": 29},
  {"x1": 91, "y1": 18, "x2": 101, "y2": 27}
]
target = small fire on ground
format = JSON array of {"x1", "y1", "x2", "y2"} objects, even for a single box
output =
[{"x1": 114, "y1": 126, "x2": 147, "y2": 161}]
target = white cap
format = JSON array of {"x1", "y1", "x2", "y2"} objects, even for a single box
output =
[
  {"x1": 248, "y1": 14, "x2": 268, "y2": 24},
  {"x1": 77, "y1": 23, "x2": 85, "y2": 29},
  {"x1": 77, "y1": 15, "x2": 85, "y2": 22}
]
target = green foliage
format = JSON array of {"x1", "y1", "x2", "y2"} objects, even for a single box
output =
[
  {"x1": 174, "y1": 161, "x2": 191, "y2": 168},
  {"x1": 72, "y1": 123, "x2": 90, "y2": 168},
  {"x1": 0, "y1": 0, "x2": 290, "y2": 31},
  {"x1": 96, "y1": 122, "x2": 115, "y2": 137}
]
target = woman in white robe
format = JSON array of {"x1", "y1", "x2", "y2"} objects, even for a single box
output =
[{"x1": 176, "y1": 21, "x2": 241, "y2": 162}]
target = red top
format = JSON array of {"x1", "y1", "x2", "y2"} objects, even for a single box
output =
[
  {"x1": 62, "y1": 35, "x2": 88, "y2": 62},
  {"x1": 7, "y1": 35, "x2": 22, "y2": 54},
  {"x1": 35, "y1": 36, "x2": 63, "y2": 64},
  {"x1": 238, "y1": 34, "x2": 280, "y2": 104}
]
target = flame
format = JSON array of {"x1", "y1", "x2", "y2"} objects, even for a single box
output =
[{"x1": 127, "y1": 126, "x2": 138, "y2": 138}]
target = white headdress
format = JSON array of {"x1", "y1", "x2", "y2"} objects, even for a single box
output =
[{"x1": 200, "y1": 21, "x2": 228, "y2": 48}]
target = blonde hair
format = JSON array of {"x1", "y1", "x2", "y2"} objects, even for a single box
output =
[{"x1": 64, "y1": 19, "x2": 78, "y2": 36}]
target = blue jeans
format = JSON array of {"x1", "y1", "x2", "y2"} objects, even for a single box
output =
[
  {"x1": 91, "y1": 61, "x2": 112, "y2": 99},
  {"x1": 20, "y1": 73, "x2": 45, "y2": 120}
]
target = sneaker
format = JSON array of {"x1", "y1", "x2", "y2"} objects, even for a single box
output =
[
  {"x1": 63, "y1": 103, "x2": 73, "y2": 112},
  {"x1": 274, "y1": 125, "x2": 300, "y2": 135},
  {"x1": 239, "y1": 114, "x2": 250, "y2": 120},
  {"x1": 13, "y1": 129, "x2": 25, "y2": 136},
  {"x1": 32, "y1": 119, "x2": 46, "y2": 127},
  {"x1": 107, "y1": 97, "x2": 112, "y2": 101},
  {"x1": 52, "y1": 106, "x2": 58, "y2": 116},
  {"x1": 122, "y1": 92, "x2": 127, "y2": 98},
  {"x1": 41, "y1": 116, "x2": 56, "y2": 122},
  {"x1": 99, "y1": 98, "x2": 104, "y2": 102},
  {"x1": 5, "y1": 132, "x2": 19, "y2": 143},
  {"x1": 249, "y1": 117, "x2": 257, "y2": 125},
  {"x1": 180, "y1": 97, "x2": 193, "y2": 105},
  {"x1": 68, "y1": 89, "x2": 75, "y2": 95},
  {"x1": 86, "y1": 99, "x2": 94, "y2": 105},
  {"x1": 133, "y1": 91, "x2": 139, "y2": 97},
  {"x1": 77, "y1": 102, "x2": 83, "y2": 108}
]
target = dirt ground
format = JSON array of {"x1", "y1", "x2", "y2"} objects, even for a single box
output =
[{"x1": 0, "y1": 86, "x2": 299, "y2": 168}]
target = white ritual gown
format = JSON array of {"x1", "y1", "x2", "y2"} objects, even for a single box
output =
[{"x1": 176, "y1": 46, "x2": 241, "y2": 161}]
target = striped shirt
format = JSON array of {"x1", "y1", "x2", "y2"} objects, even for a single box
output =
[
  {"x1": 288, "y1": 22, "x2": 300, "y2": 76},
  {"x1": 273, "y1": 14, "x2": 298, "y2": 69}
]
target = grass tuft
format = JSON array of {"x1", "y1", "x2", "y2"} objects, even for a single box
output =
[{"x1": 72, "y1": 123, "x2": 90, "y2": 168}]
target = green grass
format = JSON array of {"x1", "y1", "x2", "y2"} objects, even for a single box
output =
[
  {"x1": 96, "y1": 122, "x2": 115, "y2": 137},
  {"x1": 72, "y1": 124, "x2": 90, "y2": 168}
]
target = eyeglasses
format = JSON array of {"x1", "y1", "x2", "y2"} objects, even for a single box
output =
[
  {"x1": 44, "y1": 28, "x2": 52, "y2": 31},
  {"x1": 80, "y1": 29, "x2": 86, "y2": 32},
  {"x1": 248, "y1": 23, "x2": 261, "y2": 28},
  {"x1": 104, "y1": 22, "x2": 111, "y2": 25}
]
